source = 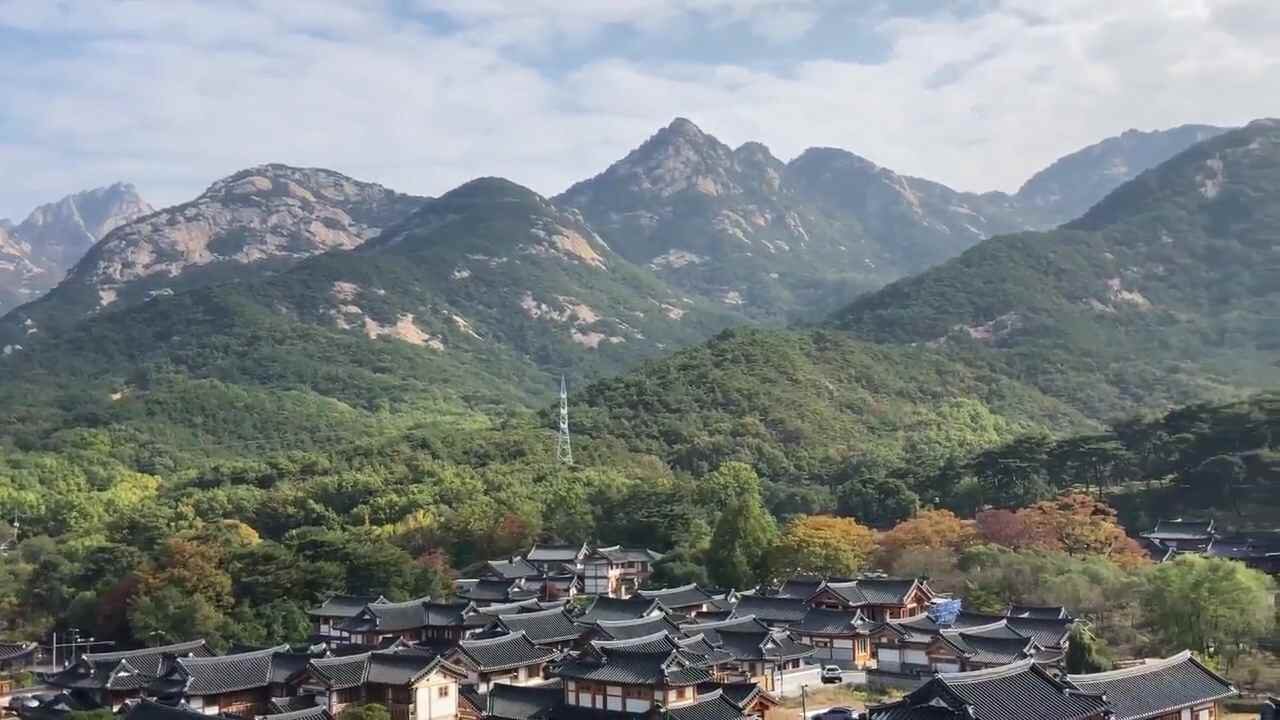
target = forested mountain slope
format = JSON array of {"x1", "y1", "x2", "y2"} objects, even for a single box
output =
[
  {"x1": 0, "y1": 178, "x2": 741, "y2": 456},
  {"x1": 833, "y1": 119, "x2": 1280, "y2": 419}
]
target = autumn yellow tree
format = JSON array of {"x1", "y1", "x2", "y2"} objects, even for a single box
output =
[
  {"x1": 875, "y1": 509, "x2": 980, "y2": 569},
  {"x1": 769, "y1": 515, "x2": 877, "y2": 578}
]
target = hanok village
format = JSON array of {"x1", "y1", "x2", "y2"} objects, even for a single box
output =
[{"x1": 4, "y1": 531, "x2": 1269, "y2": 720}]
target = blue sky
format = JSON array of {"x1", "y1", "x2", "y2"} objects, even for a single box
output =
[{"x1": 2, "y1": 0, "x2": 1278, "y2": 219}]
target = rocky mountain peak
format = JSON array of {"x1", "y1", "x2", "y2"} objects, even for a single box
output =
[{"x1": 36, "y1": 165, "x2": 426, "y2": 314}]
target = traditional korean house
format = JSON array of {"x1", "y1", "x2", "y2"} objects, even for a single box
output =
[
  {"x1": 580, "y1": 547, "x2": 664, "y2": 598},
  {"x1": 123, "y1": 700, "x2": 220, "y2": 720},
  {"x1": 1141, "y1": 519, "x2": 1215, "y2": 552},
  {"x1": 296, "y1": 651, "x2": 466, "y2": 720},
  {"x1": 471, "y1": 558, "x2": 544, "y2": 582},
  {"x1": 701, "y1": 681, "x2": 780, "y2": 720},
  {"x1": 954, "y1": 611, "x2": 1074, "y2": 652},
  {"x1": 334, "y1": 597, "x2": 438, "y2": 647},
  {"x1": 458, "y1": 681, "x2": 563, "y2": 720},
  {"x1": 869, "y1": 614, "x2": 1058, "y2": 675},
  {"x1": 1006, "y1": 604, "x2": 1070, "y2": 620},
  {"x1": 39, "y1": 639, "x2": 215, "y2": 710},
  {"x1": 524, "y1": 544, "x2": 589, "y2": 575},
  {"x1": 551, "y1": 632, "x2": 732, "y2": 717},
  {"x1": 480, "y1": 609, "x2": 585, "y2": 651},
  {"x1": 866, "y1": 660, "x2": 1110, "y2": 720},
  {"x1": 147, "y1": 644, "x2": 297, "y2": 716},
  {"x1": 446, "y1": 632, "x2": 558, "y2": 693},
  {"x1": 787, "y1": 609, "x2": 874, "y2": 670},
  {"x1": 580, "y1": 615, "x2": 686, "y2": 644},
  {"x1": 1066, "y1": 651, "x2": 1237, "y2": 720},
  {"x1": 771, "y1": 575, "x2": 829, "y2": 600},
  {"x1": 0, "y1": 641, "x2": 38, "y2": 672},
  {"x1": 636, "y1": 585, "x2": 717, "y2": 618},
  {"x1": 309, "y1": 596, "x2": 389, "y2": 643},
  {"x1": 1206, "y1": 532, "x2": 1280, "y2": 574},
  {"x1": 678, "y1": 616, "x2": 813, "y2": 693},
  {"x1": 575, "y1": 597, "x2": 663, "y2": 624},
  {"x1": 454, "y1": 580, "x2": 537, "y2": 608},
  {"x1": 731, "y1": 596, "x2": 808, "y2": 628},
  {"x1": 807, "y1": 577, "x2": 934, "y2": 621}
]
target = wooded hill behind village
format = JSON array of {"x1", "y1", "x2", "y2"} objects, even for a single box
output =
[{"x1": 1, "y1": 116, "x2": 1278, "y2": 720}]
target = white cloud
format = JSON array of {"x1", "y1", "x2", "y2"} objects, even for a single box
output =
[{"x1": 1, "y1": 0, "x2": 1278, "y2": 220}]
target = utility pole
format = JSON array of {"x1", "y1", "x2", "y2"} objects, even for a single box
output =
[{"x1": 557, "y1": 375, "x2": 573, "y2": 466}]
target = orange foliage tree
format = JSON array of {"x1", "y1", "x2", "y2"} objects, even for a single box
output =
[
  {"x1": 875, "y1": 509, "x2": 980, "y2": 569},
  {"x1": 997, "y1": 494, "x2": 1150, "y2": 567},
  {"x1": 769, "y1": 515, "x2": 877, "y2": 578}
]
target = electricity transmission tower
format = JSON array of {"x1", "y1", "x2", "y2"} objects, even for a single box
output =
[{"x1": 557, "y1": 375, "x2": 573, "y2": 465}]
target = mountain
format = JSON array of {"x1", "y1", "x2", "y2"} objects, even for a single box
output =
[
  {"x1": 556, "y1": 118, "x2": 1038, "y2": 321},
  {"x1": 572, "y1": 120, "x2": 1280, "y2": 484},
  {"x1": 0, "y1": 176, "x2": 742, "y2": 453},
  {"x1": 0, "y1": 183, "x2": 152, "y2": 312},
  {"x1": 1016, "y1": 124, "x2": 1230, "y2": 225},
  {"x1": 834, "y1": 119, "x2": 1280, "y2": 418},
  {"x1": 1, "y1": 165, "x2": 425, "y2": 336}
]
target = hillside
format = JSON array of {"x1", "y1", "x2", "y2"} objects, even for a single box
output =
[
  {"x1": 0, "y1": 165, "x2": 425, "y2": 343},
  {"x1": 0, "y1": 177, "x2": 742, "y2": 456},
  {"x1": 833, "y1": 119, "x2": 1280, "y2": 419},
  {"x1": 0, "y1": 183, "x2": 152, "y2": 312},
  {"x1": 1016, "y1": 124, "x2": 1230, "y2": 225},
  {"x1": 571, "y1": 120, "x2": 1280, "y2": 491}
]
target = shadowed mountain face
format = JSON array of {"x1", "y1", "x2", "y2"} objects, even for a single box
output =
[
  {"x1": 0, "y1": 183, "x2": 152, "y2": 312},
  {"x1": 1015, "y1": 124, "x2": 1230, "y2": 226}
]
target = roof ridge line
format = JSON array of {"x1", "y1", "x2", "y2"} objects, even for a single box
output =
[{"x1": 1067, "y1": 650, "x2": 1196, "y2": 681}]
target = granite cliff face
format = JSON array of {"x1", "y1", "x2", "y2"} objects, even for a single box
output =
[{"x1": 0, "y1": 183, "x2": 152, "y2": 312}]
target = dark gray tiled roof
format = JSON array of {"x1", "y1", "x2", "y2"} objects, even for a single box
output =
[
  {"x1": 701, "y1": 681, "x2": 767, "y2": 710},
  {"x1": 307, "y1": 651, "x2": 461, "y2": 689},
  {"x1": 867, "y1": 660, "x2": 1109, "y2": 720},
  {"x1": 589, "y1": 615, "x2": 685, "y2": 641},
  {"x1": 123, "y1": 701, "x2": 211, "y2": 720},
  {"x1": 666, "y1": 690, "x2": 749, "y2": 720},
  {"x1": 789, "y1": 608, "x2": 870, "y2": 635},
  {"x1": 955, "y1": 612, "x2": 1073, "y2": 649},
  {"x1": 466, "y1": 682, "x2": 564, "y2": 720},
  {"x1": 482, "y1": 557, "x2": 544, "y2": 579},
  {"x1": 455, "y1": 579, "x2": 536, "y2": 603},
  {"x1": 732, "y1": 595, "x2": 808, "y2": 624},
  {"x1": 526, "y1": 544, "x2": 587, "y2": 562},
  {"x1": 455, "y1": 631, "x2": 557, "y2": 672},
  {"x1": 823, "y1": 578, "x2": 920, "y2": 607},
  {"x1": 637, "y1": 584, "x2": 714, "y2": 610},
  {"x1": 1006, "y1": 605, "x2": 1069, "y2": 620},
  {"x1": 1067, "y1": 651, "x2": 1237, "y2": 720},
  {"x1": 773, "y1": 575, "x2": 828, "y2": 600},
  {"x1": 553, "y1": 633, "x2": 712, "y2": 687},
  {"x1": 255, "y1": 706, "x2": 332, "y2": 720},
  {"x1": 1144, "y1": 519, "x2": 1214, "y2": 540},
  {"x1": 338, "y1": 597, "x2": 437, "y2": 633},
  {"x1": 168, "y1": 644, "x2": 290, "y2": 695},
  {"x1": 308, "y1": 595, "x2": 388, "y2": 618},
  {"x1": 590, "y1": 546, "x2": 664, "y2": 563},
  {"x1": 680, "y1": 617, "x2": 812, "y2": 662},
  {"x1": 496, "y1": 608, "x2": 584, "y2": 645},
  {"x1": 577, "y1": 596, "x2": 663, "y2": 623},
  {"x1": 0, "y1": 641, "x2": 37, "y2": 662},
  {"x1": 42, "y1": 640, "x2": 215, "y2": 691},
  {"x1": 938, "y1": 631, "x2": 1038, "y2": 666}
]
